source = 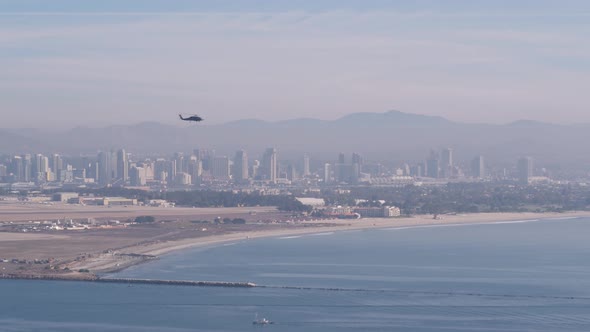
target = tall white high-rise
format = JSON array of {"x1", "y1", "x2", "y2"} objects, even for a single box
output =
[
  {"x1": 51, "y1": 154, "x2": 63, "y2": 174},
  {"x1": 174, "y1": 152, "x2": 185, "y2": 173},
  {"x1": 441, "y1": 148, "x2": 453, "y2": 167},
  {"x1": 252, "y1": 160, "x2": 260, "y2": 179},
  {"x1": 116, "y1": 149, "x2": 129, "y2": 184},
  {"x1": 471, "y1": 156, "x2": 485, "y2": 179},
  {"x1": 517, "y1": 156, "x2": 533, "y2": 184},
  {"x1": 188, "y1": 156, "x2": 202, "y2": 185},
  {"x1": 39, "y1": 155, "x2": 48, "y2": 173},
  {"x1": 303, "y1": 154, "x2": 310, "y2": 176},
  {"x1": 441, "y1": 148, "x2": 453, "y2": 178},
  {"x1": 323, "y1": 163, "x2": 331, "y2": 184}
]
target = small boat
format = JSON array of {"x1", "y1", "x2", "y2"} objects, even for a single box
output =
[{"x1": 253, "y1": 313, "x2": 274, "y2": 325}]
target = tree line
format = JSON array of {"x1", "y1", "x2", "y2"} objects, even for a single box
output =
[{"x1": 45, "y1": 188, "x2": 312, "y2": 213}]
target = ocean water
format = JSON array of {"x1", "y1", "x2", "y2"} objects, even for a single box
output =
[{"x1": 2, "y1": 217, "x2": 590, "y2": 331}]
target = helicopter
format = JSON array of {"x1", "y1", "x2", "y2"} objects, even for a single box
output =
[{"x1": 178, "y1": 114, "x2": 203, "y2": 122}]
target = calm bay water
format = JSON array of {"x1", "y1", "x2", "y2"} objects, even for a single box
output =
[{"x1": 2, "y1": 217, "x2": 590, "y2": 331}]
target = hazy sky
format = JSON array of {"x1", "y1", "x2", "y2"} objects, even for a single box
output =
[{"x1": 2, "y1": 0, "x2": 590, "y2": 128}]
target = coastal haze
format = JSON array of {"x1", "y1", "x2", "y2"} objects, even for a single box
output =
[
  {"x1": 1, "y1": 111, "x2": 589, "y2": 166},
  {"x1": 3, "y1": 1, "x2": 590, "y2": 331}
]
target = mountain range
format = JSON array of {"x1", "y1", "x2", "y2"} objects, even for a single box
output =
[{"x1": 1, "y1": 111, "x2": 588, "y2": 166}]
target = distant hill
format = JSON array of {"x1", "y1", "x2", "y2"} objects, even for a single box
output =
[
  {"x1": 0, "y1": 111, "x2": 588, "y2": 166},
  {"x1": 332, "y1": 110, "x2": 454, "y2": 128}
]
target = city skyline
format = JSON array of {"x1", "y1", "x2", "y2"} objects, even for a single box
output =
[{"x1": 1, "y1": 144, "x2": 548, "y2": 190}]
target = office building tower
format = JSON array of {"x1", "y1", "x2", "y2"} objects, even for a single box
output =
[
  {"x1": 335, "y1": 163, "x2": 354, "y2": 183},
  {"x1": 410, "y1": 164, "x2": 422, "y2": 177},
  {"x1": 303, "y1": 154, "x2": 310, "y2": 176},
  {"x1": 129, "y1": 166, "x2": 146, "y2": 186},
  {"x1": 32, "y1": 154, "x2": 42, "y2": 181},
  {"x1": 287, "y1": 164, "x2": 297, "y2": 181},
  {"x1": 153, "y1": 158, "x2": 167, "y2": 181},
  {"x1": 471, "y1": 156, "x2": 485, "y2": 179},
  {"x1": 31, "y1": 154, "x2": 46, "y2": 182},
  {"x1": 109, "y1": 149, "x2": 118, "y2": 180},
  {"x1": 517, "y1": 156, "x2": 533, "y2": 184},
  {"x1": 0, "y1": 164, "x2": 7, "y2": 178},
  {"x1": 402, "y1": 163, "x2": 411, "y2": 176},
  {"x1": 441, "y1": 148, "x2": 453, "y2": 178},
  {"x1": 80, "y1": 156, "x2": 92, "y2": 179},
  {"x1": 211, "y1": 156, "x2": 230, "y2": 179},
  {"x1": 174, "y1": 152, "x2": 185, "y2": 173},
  {"x1": 352, "y1": 152, "x2": 363, "y2": 179},
  {"x1": 11, "y1": 156, "x2": 24, "y2": 182},
  {"x1": 116, "y1": 149, "x2": 129, "y2": 184},
  {"x1": 39, "y1": 155, "x2": 49, "y2": 174},
  {"x1": 22, "y1": 154, "x2": 32, "y2": 182},
  {"x1": 175, "y1": 172, "x2": 192, "y2": 186},
  {"x1": 252, "y1": 160, "x2": 260, "y2": 179},
  {"x1": 441, "y1": 148, "x2": 453, "y2": 168},
  {"x1": 144, "y1": 161, "x2": 155, "y2": 181},
  {"x1": 97, "y1": 151, "x2": 112, "y2": 186},
  {"x1": 73, "y1": 168, "x2": 86, "y2": 180},
  {"x1": 38, "y1": 155, "x2": 49, "y2": 181},
  {"x1": 58, "y1": 165, "x2": 74, "y2": 183},
  {"x1": 232, "y1": 150, "x2": 249, "y2": 183},
  {"x1": 188, "y1": 156, "x2": 202, "y2": 185},
  {"x1": 51, "y1": 154, "x2": 63, "y2": 175},
  {"x1": 426, "y1": 151, "x2": 440, "y2": 179},
  {"x1": 323, "y1": 163, "x2": 332, "y2": 184},
  {"x1": 167, "y1": 159, "x2": 177, "y2": 183},
  {"x1": 262, "y1": 148, "x2": 278, "y2": 183},
  {"x1": 195, "y1": 149, "x2": 215, "y2": 172},
  {"x1": 352, "y1": 153, "x2": 363, "y2": 166}
]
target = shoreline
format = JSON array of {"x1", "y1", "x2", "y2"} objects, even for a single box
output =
[
  {"x1": 71, "y1": 211, "x2": 589, "y2": 275},
  {"x1": 2, "y1": 211, "x2": 588, "y2": 282}
]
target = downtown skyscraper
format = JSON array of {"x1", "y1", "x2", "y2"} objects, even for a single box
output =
[
  {"x1": 261, "y1": 148, "x2": 277, "y2": 183},
  {"x1": 232, "y1": 150, "x2": 249, "y2": 183},
  {"x1": 116, "y1": 149, "x2": 129, "y2": 185}
]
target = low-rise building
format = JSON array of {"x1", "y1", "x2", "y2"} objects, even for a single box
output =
[
  {"x1": 295, "y1": 197, "x2": 325, "y2": 207},
  {"x1": 52, "y1": 192, "x2": 79, "y2": 202},
  {"x1": 103, "y1": 197, "x2": 137, "y2": 206},
  {"x1": 354, "y1": 206, "x2": 401, "y2": 218},
  {"x1": 78, "y1": 197, "x2": 138, "y2": 206}
]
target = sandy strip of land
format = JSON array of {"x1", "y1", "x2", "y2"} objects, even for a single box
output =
[
  {"x1": 70, "y1": 211, "x2": 589, "y2": 273},
  {"x1": 0, "y1": 203, "x2": 276, "y2": 222},
  {"x1": 0, "y1": 233, "x2": 69, "y2": 241}
]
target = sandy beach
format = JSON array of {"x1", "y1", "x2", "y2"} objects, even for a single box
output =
[{"x1": 65, "y1": 211, "x2": 589, "y2": 274}]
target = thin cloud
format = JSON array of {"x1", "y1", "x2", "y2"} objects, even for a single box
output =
[{"x1": 1, "y1": 9, "x2": 589, "y2": 127}]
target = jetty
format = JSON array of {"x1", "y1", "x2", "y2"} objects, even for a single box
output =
[
  {"x1": 1, "y1": 274, "x2": 257, "y2": 288},
  {"x1": 96, "y1": 277, "x2": 257, "y2": 288}
]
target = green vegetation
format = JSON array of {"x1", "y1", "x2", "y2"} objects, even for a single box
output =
[
  {"x1": 222, "y1": 218, "x2": 246, "y2": 224},
  {"x1": 51, "y1": 188, "x2": 313, "y2": 212},
  {"x1": 134, "y1": 216, "x2": 156, "y2": 223},
  {"x1": 323, "y1": 183, "x2": 590, "y2": 215},
  {"x1": 43, "y1": 182, "x2": 590, "y2": 215},
  {"x1": 190, "y1": 220, "x2": 210, "y2": 224},
  {"x1": 163, "y1": 190, "x2": 311, "y2": 212}
]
